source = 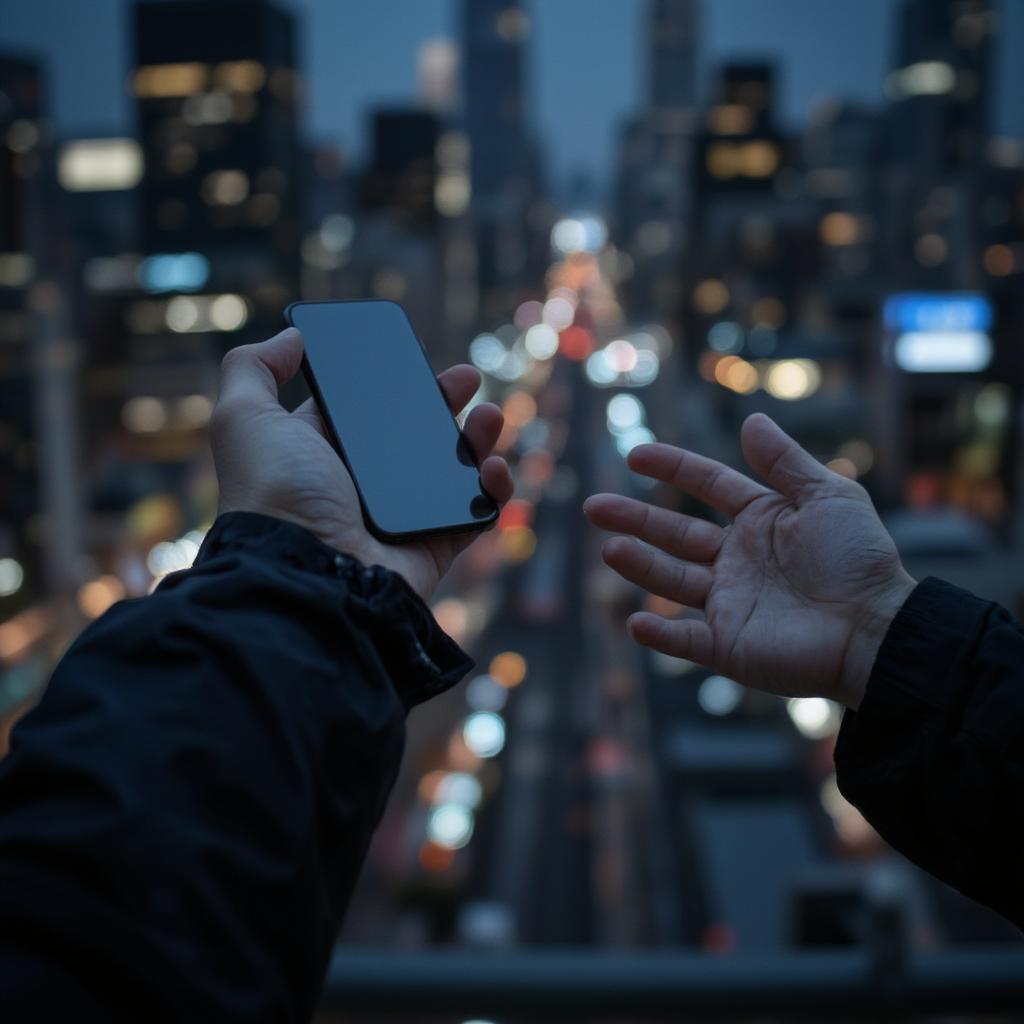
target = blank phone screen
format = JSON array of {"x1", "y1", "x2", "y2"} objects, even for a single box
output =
[{"x1": 289, "y1": 300, "x2": 497, "y2": 539}]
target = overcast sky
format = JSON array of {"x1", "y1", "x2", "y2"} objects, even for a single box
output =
[{"x1": 3, "y1": 0, "x2": 1022, "y2": 200}]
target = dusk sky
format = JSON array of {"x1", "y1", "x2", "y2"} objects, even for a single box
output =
[{"x1": 2, "y1": 0, "x2": 1023, "y2": 200}]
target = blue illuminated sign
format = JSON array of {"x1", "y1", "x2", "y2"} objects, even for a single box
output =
[
  {"x1": 138, "y1": 252, "x2": 210, "y2": 293},
  {"x1": 884, "y1": 293, "x2": 992, "y2": 334}
]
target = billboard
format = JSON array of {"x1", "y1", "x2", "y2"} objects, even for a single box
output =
[{"x1": 884, "y1": 293, "x2": 993, "y2": 373}]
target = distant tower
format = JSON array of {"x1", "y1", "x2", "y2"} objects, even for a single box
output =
[
  {"x1": 614, "y1": 0, "x2": 701, "y2": 320},
  {"x1": 132, "y1": 0, "x2": 300, "y2": 275},
  {"x1": 418, "y1": 38, "x2": 459, "y2": 114},
  {"x1": 461, "y1": 0, "x2": 529, "y2": 210},
  {"x1": 0, "y1": 56, "x2": 47, "y2": 606},
  {"x1": 887, "y1": 0, "x2": 995, "y2": 171},
  {"x1": 649, "y1": 0, "x2": 699, "y2": 113},
  {"x1": 460, "y1": 0, "x2": 537, "y2": 315}
]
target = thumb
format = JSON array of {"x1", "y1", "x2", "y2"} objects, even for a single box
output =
[
  {"x1": 741, "y1": 413, "x2": 831, "y2": 501},
  {"x1": 218, "y1": 328, "x2": 304, "y2": 407}
]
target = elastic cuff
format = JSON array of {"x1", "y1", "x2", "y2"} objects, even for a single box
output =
[
  {"x1": 863, "y1": 576, "x2": 993, "y2": 712},
  {"x1": 194, "y1": 512, "x2": 473, "y2": 708},
  {"x1": 196, "y1": 511, "x2": 355, "y2": 577},
  {"x1": 343, "y1": 566, "x2": 474, "y2": 708},
  {"x1": 835, "y1": 577, "x2": 992, "y2": 785}
]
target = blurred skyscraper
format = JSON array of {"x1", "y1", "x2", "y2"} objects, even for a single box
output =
[
  {"x1": 615, "y1": 0, "x2": 700, "y2": 324},
  {"x1": 350, "y1": 107, "x2": 449, "y2": 354},
  {"x1": 133, "y1": 0, "x2": 300, "y2": 324},
  {"x1": 361, "y1": 111, "x2": 442, "y2": 233},
  {"x1": 460, "y1": 0, "x2": 540, "y2": 322},
  {"x1": 1, "y1": 54, "x2": 83, "y2": 676},
  {"x1": 0, "y1": 56, "x2": 46, "y2": 613},
  {"x1": 649, "y1": 0, "x2": 699, "y2": 112},
  {"x1": 887, "y1": 0, "x2": 993, "y2": 174}
]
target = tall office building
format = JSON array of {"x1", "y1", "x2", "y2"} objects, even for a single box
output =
[
  {"x1": 460, "y1": 0, "x2": 537, "y2": 319},
  {"x1": 649, "y1": 0, "x2": 699, "y2": 112},
  {"x1": 693, "y1": 63, "x2": 784, "y2": 205},
  {"x1": 461, "y1": 0, "x2": 529, "y2": 211},
  {"x1": 353, "y1": 108, "x2": 448, "y2": 354},
  {"x1": 361, "y1": 111, "x2": 442, "y2": 233},
  {"x1": 878, "y1": 0, "x2": 1017, "y2": 522},
  {"x1": 615, "y1": 1, "x2": 701, "y2": 321},
  {"x1": 887, "y1": 0, "x2": 994, "y2": 173},
  {"x1": 879, "y1": 0, "x2": 997, "y2": 291},
  {"x1": 133, "y1": 0, "x2": 300, "y2": 323},
  {"x1": 0, "y1": 56, "x2": 46, "y2": 611}
]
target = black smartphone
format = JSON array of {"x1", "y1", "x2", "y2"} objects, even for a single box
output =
[{"x1": 285, "y1": 299, "x2": 499, "y2": 541}]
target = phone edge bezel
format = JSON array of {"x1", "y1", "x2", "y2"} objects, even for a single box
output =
[{"x1": 283, "y1": 299, "x2": 500, "y2": 543}]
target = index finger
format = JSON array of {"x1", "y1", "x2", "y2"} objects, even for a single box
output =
[
  {"x1": 627, "y1": 442, "x2": 770, "y2": 518},
  {"x1": 437, "y1": 363, "x2": 481, "y2": 416}
]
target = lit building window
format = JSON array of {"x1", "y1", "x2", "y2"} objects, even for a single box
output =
[
  {"x1": 213, "y1": 60, "x2": 266, "y2": 93},
  {"x1": 707, "y1": 104, "x2": 754, "y2": 135},
  {"x1": 751, "y1": 296, "x2": 786, "y2": 329},
  {"x1": 58, "y1": 138, "x2": 144, "y2": 192},
  {"x1": 201, "y1": 169, "x2": 250, "y2": 206},
  {"x1": 983, "y1": 244, "x2": 1014, "y2": 277},
  {"x1": 885, "y1": 61, "x2": 956, "y2": 99},
  {"x1": 765, "y1": 359, "x2": 822, "y2": 401},
  {"x1": 134, "y1": 62, "x2": 208, "y2": 98},
  {"x1": 0, "y1": 253, "x2": 35, "y2": 288},
  {"x1": 495, "y1": 8, "x2": 530, "y2": 43},
  {"x1": 693, "y1": 278, "x2": 729, "y2": 314},
  {"x1": 743, "y1": 140, "x2": 779, "y2": 177},
  {"x1": 182, "y1": 91, "x2": 233, "y2": 126},
  {"x1": 165, "y1": 143, "x2": 197, "y2": 174},
  {"x1": 706, "y1": 140, "x2": 779, "y2": 180},
  {"x1": 819, "y1": 212, "x2": 861, "y2": 246},
  {"x1": 162, "y1": 294, "x2": 250, "y2": 334},
  {"x1": 435, "y1": 172, "x2": 471, "y2": 216},
  {"x1": 915, "y1": 233, "x2": 948, "y2": 267},
  {"x1": 436, "y1": 131, "x2": 470, "y2": 169},
  {"x1": 6, "y1": 120, "x2": 39, "y2": 153},
  {"x1": 122, "y1": 396, "x2": 168, "y2": 433}
]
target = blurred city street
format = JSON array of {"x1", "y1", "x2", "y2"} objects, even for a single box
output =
[{"x1": 2, "y1": 0, "x2": 1024, "y2": 1020}]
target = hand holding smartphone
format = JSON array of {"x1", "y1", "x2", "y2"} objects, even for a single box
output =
[
  {"x1": 286, "y1": 300, "x2": 500, "y2": 541},
  {"x1": 210, "y1": 322, "x2": 511, "y2": 602}
]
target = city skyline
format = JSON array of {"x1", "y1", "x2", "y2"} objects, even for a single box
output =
[{"x1": 3, "y1": 0, "x2": 1024, "y2": 200}]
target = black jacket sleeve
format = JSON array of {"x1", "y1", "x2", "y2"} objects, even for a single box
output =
[
  {"x1": 0, "y1": 512, "x2": 471, "y2": 1022},
  {"x1": 835, "y1": 576, "x2": 1024, "y2": 930}
]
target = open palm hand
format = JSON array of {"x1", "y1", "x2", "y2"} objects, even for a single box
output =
[{"x1": 584, "y1": 415, "x2": 915, "y2": 708}]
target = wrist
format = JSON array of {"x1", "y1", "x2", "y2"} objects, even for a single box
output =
[
  {"x1": 217, "y1": 497, "x2": 376, "y2": 570},
  {"x1": 838, "y1": 571, "x2": 917, "y2": 710}
]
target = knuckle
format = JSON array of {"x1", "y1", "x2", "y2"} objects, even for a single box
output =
[
  {"x1": 637, "y1": 501, "x2": 651, "y2": 532},
  {"x1": 673, "y1": 560, "x2": 689, "y2": 594},
  {"x1": 642, "y1": 544, "x2": 658, "y2": 579},
  {"x1": 672, "y1": 514, "x2": 692, "y2": 552},
  {"x1": 847, "y1": 479, "x2": 871, "y2": 502},
  {"x1": 220, "y1": 344, "x2": 247, "y2": 372},
  {"x1": 209, "y1": 393, "x2": 252, "y2": 433},
  {"x1": 671, "y1": 448, "x2": 688, "y2": 483}
]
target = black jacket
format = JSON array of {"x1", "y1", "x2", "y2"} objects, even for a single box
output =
[
  {"x1": 835, "y1": 575, "x2": 1024, "y2": 931},
  {"x1": 0, "y1": 513, "x2": 1021, "y2": 1020},
  {"x1": 0, "y1": 513, "x2": 470, "y2": 1021}
]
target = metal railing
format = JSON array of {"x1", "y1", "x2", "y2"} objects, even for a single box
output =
[{"x1": 323, "y1": 946, "x2": 1024, "y2": 1018}]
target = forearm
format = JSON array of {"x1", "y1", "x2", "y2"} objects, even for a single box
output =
[
  {"x1": 0, "y1": 513, "x2": 470, "y2": 1020},
  {"x1": 835, "y1": 577, "x2": 1024, "y2": 929}
]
